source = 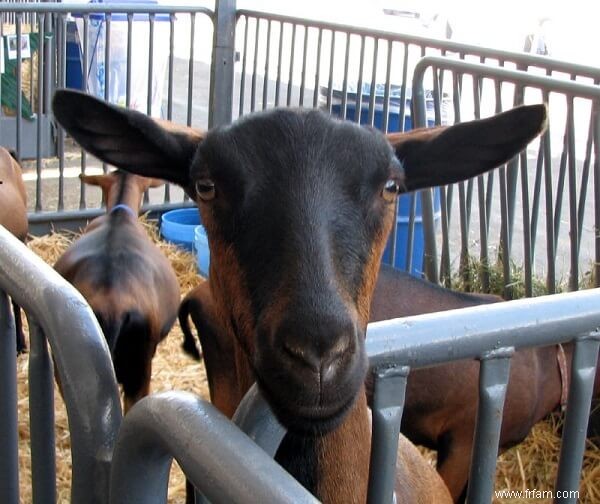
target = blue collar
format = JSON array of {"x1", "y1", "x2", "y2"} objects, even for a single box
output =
[{"x1": 110, "y1": 204, "x2": 137, "y2": 218}]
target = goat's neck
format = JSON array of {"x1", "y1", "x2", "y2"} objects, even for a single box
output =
[
  {"x1": 106, "y1": 174, "x2": 144, "y2": 213},
  {"x1": 276, "y1": 389, "x2": 371, "y2": 503}
]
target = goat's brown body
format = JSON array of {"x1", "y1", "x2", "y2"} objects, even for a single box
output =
[
  {"x1": 371, "y1": 264, "x2": 600, "y2": 501},
  {"x1": 0, "y1": 147, "x2": 28, "y2": 352},
  {"x1": 54, "y1": 173, "x2": 180, "y2": 412}
]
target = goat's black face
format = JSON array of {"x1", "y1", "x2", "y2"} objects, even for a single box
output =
[
  {"x1": 52, "y1": 89, "x2": 548, "y2": 432},
  {"x1": 194, "y1": 109, "x2": 403, "y2": 432}
]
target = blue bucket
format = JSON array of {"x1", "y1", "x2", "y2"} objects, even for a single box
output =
[
  {"x1": 160, "y1": 208, "x2": 201, "y2": 251},
  {"x1": 194, "y1": 225, "x2": 210, "y2": 277}
]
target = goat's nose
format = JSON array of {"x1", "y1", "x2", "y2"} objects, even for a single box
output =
[{"x1": 277, "y1": 311, "x2": 358, "y2": 382}]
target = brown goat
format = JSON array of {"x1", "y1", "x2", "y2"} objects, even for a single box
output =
[
  {"x1": 371, "y1": 264, "x2": 600, "y2": 501},
  {"x1": 54, "y1": 171, "x2": 180, "y2": 412},
  {"x1": 0, "y1": 147, "x2": 28, "y2": 353},
  {"x1": 52, "y1": 89, "x2": 546, "y2": 503}
]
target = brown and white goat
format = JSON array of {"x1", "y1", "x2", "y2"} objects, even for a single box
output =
[
  {"x1": 54, "y1": 171, "x2": 180, "y2": 412},
  {"x1": 371, "y1": 264, "x2": 600, "y2": 501},
  {"x1": 52, "y1": 89, "x2": 546, "y2": 503},
  {"x1": 0, "y1": 147, "x2": 28, "y2": 353}
]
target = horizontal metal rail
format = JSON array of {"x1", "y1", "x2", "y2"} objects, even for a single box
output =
[
  {"x1": 0, "y1": 3, "x2": 213, "y2": 15},
  {"x1": 0, "y1": 225, "x2": 122, "y2": 504},
  {"x1": 109, "y1": 391, "x2": 318, "y2": 504}
]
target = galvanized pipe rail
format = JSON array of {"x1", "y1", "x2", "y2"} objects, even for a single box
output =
[
  {"x1": 412, "y1": 57, "x2": 600, "y2": 292},
  {"x1": 109, "y1": 391, "x2": 317, "y2": 504},
  {"x1": 0, "y1": 225, "x2": 122, "y2": 504},
  {"x1": 234, "y1": 288, "x2": 600, "y2": 504}
]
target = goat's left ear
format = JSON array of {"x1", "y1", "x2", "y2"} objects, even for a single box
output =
[
  {"x1": 387, "y1": 104, "x2": 547, "y2": 192},
  {"x1": 52, "y1": 89, "x2": 204, "y2": 188}
]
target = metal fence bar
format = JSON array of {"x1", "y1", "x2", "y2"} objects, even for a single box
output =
[
  {"x1": 109, "y1": 392, "x2": 317, "y2": 504},
  {"x1": 232, "y1": 383, "x2": 286, "y2": 456},
  {"x1": 0, "y1": 225, "x2": 122, "y2": 504},
  {"x1": 0, "y1": 289, "x2": 19, "y2": 504},
  {"x1": 465, "y1": 349, "x2": 512, "y2": 504},
  {"x1": 555, "y1": 332, "x2": 600, "y2": 502},
  {"x1": 366, "y1": 289, "x2": 600, "y2": 368},
  {"x1": 27, "y1": 317, "x2": 56, "y2": 504},
  {"x1": 367, "y1": 365, "x2": 409, "y2": 504}
]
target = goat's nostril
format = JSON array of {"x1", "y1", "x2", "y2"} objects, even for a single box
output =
[{"x1": 282, "y1": 342, "x2": 319, "y2": 371}]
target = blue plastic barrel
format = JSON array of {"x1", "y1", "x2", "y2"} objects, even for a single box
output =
[
  {"x1": 326, "y1": 83, "x2": 443, "y2": 276},
  {"x1": 160, "y1": 208, "x2": 201, "y2": 251}
]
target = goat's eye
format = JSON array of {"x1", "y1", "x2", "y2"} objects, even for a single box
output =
[
  {"x1": 195, "y1": 179, "x2": 216, "y2": 201},
  {"x1": 382, "y1": 179, "x2": 400, "y2": 202}
]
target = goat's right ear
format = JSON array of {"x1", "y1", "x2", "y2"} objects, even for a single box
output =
[{"x1": 52, "y1": 89, "x2": 204, "y2": 188}]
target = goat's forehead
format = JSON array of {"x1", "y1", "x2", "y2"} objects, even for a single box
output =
[{"x1": 196, "y1": 109, "x2": 395, "y2": 181}]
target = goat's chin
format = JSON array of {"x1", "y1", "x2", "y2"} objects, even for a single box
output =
[
  {"x1": 257, "y1": 366, "x2": 364, "y2": 435},
  {"x1": 256, "y1": 377, "x2": 362, "y2": 436}
]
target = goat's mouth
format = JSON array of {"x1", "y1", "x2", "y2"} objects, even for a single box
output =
[{"x1": 254, "y1": 352, "x2": 368, "y2": 435}]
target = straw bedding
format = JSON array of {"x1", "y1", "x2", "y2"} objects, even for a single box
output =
[{"x1": 15, "y1": 222, "x2": 600, "y2": 503}]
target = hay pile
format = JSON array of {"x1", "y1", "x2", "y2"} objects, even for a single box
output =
[{"x1": 16, "y1": 223, "x2": 600, "y2": 503}]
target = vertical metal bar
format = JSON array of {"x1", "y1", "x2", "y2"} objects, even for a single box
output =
[
  {"x1": 543, "y1": 128, "x2": 557, "y2": 293},
  {"x1": 381, "y1": 40, "x2": 392, "y2": 133},
  {"x1": 405, "y1": 194, "x2": 416, "y2": 273},
  {"x1": 144, "y1": 13, "x2": 155, "y2": 205},
  {"x1": 28, "y1": 318, "x2": 56, "y2": 504},
  {"x1": 299, "y1": 25, "x2": 308, "y2": 107},
  {"x1": 466, "y1": 348, "x2": 513, "y2": 504},
  {"x1": 238, "y1": 16, "x2": 249, "y2": 115},
  {"x1": 58, "y1": 14, "x2": 67, "y2": 205},
  {"x1": 186, "y1": 13, "x2": 195, "y2": 126},
  {"x1": 594, "y1": 106, "x2": 600, "y2": 287},
  {"x1": 553, "y1": 124, "x2": 570, "y2": 262},
  {"x1": 126, "y1": 13, "x2": 133, "y2": 108},
  {"x1": 340, "y1": 33, "x2": 351, "y2": 119},
  {"x1": 101, "y1": 14, "x2": 112, "y2": 175},
  {"x1": 367, "y1": 38, "x2": 378, "y2": 127},
  {"x1": 286, "y1": 24, "x2": 296, "y2": 107},
  {"x1": 79, "y1": 14, "x2": 90, "y2": 208},
  {"x1": 555, "y1": 333, "x2": 600, "y2": 502},
  {"x1": 576, "y1": 104, "x2": 595, "y2": 253},
  {"x1": 274, "y1": 21, "x2": 283, "y2": 107},
  {"x1": 262, "y1": 20, "x2": 272, "y2": 110},
  {"x1": 0, "y1": 290, "x2": 18, "y2": 504},
  {"x1": 398, "y1": 44, "x2": 409, "y2": 132},
  {"x1": 439, "y1": 186, "x2": 452, "y2": 286},
  {"x1": 529, "y1": 140, "x2": 545, "y2": 260},
  {"x1": 312, "y1": 28, "x2": 323, "y2": 108},
  {"x1": 354, "y1": 35, "x2": 365, "y2": 123},
  {"x1": 148, "y1": 14, "x2": 155, "y2": 116},
  {"x1": 520, "y1": 151, "x2": 533, "y2": 296},
  {"x1": 250, "y1": 18, "x2": 260, "y2": 112},
  {"x1": 16, "y1": 14, "x2": 23, "y2": 162},
  {"x1": 36, "y1": 14, "x2": 45, "y2": 212},
  {"x1": 325, "y1": 30, "x2": 335, "y2": 112},
  {"x1": 164, "y1": 13, "x2": 175, "y2": 203},
  {"x1": 367, "y1": 366, "x2": 410, "y2": 504},
  {"x1": 566, "y1": 97, "x2": 579, "y2": 290}
]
